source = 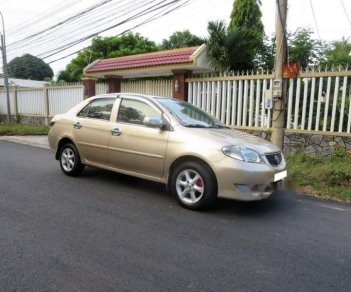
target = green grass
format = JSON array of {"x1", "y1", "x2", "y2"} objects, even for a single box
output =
[
  {"x1": 286, "y1": 150, "x2": 351, "y2": 203},
  {"x1": 0, "y1": 123, "x2": 49, "y2": 135}
]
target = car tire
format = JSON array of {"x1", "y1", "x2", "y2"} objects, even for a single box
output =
[
  {"x1": 170, "y1": 161, "x2": 217, "y2": 210},
  {"x1": 59, "y1": 143, "x2": 84, "y2": 176}
]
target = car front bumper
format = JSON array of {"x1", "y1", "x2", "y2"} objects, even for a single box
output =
[{"x1": 211, "y1": 157, "x2": 287, "y2": 201}]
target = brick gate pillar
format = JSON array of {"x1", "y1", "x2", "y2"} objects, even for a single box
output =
[
  {"x1": 82, "y1": 77, "x2": 97, "y2": 99},
  {"x1": 172, "y1": 70, "x2": 192, "y2": 101},
  {"x1": 105, "y1": 75, "x2": 122, "y2": 93}
]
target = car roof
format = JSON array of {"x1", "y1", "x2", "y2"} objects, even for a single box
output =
[{"x1": 92, "y1": 92, "x2": 172, "y2": 102}]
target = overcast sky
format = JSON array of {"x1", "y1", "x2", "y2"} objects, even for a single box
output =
[{"x1": 1, "y1": 0, "x2": 351, "y2": 77}]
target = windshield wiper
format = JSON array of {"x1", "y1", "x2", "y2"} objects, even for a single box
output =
[
  {"x1": 208, "y1": 125, "x2": 229, "y2": 129},
  {"x1": 185, "y1": 124, "x2": 209, "y2": 128}
]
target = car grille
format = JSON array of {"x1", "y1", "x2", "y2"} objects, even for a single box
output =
[{"x1": 265, "y1": 152, "x2": 282, "y2": 166}]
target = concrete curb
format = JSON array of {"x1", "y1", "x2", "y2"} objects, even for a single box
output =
[{"x1": 0, "y1": 135, "x2": 49, "y2": 149}]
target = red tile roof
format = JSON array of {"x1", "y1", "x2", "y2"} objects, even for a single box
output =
[{"x1": 85, "y1": 46, "x2": 200, "y2": 73}]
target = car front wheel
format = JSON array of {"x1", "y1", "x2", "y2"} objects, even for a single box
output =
[
  {"x1": 59, "y1": 143, "x2": 84, "y2": 176},
  {"x1": 171, "y1": 161, "x2": 217, "y2": 210}
]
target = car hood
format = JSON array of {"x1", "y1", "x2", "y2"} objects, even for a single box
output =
[{"x1": 186, "y1": 127, "x2": 281, "y2": 154}]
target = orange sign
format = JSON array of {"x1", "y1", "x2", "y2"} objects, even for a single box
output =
[{"x1": 283, "y1": 63, "x2": 300, "y2": 78}]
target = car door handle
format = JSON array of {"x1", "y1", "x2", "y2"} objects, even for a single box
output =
[
  {"x1": 73, "y1": 122, "x2": 82, "y2": 129},
  {"x1": 111, "y1": 128, "x2": 122, "y2": 136}
]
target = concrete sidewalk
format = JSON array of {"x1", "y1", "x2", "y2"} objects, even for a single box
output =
[{"x1": 0, "y1": 135, "x2": 49, "y2": 149}]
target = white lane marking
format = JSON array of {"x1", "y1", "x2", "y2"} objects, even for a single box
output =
[
  {"x1": 320, "y1": 204, "x2": 348, "y2": 212},
  {"x1": 297, "y1": 199, "x2": 349, "y2": 212}
]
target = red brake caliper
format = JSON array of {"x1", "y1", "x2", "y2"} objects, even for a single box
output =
[{"x1": 196, "y1": 179, "x2": 204, "y2": 188}]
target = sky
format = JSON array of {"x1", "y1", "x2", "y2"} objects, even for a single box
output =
[{"x1": 1, "y1": 0, "x2": 351, "y2": 78}]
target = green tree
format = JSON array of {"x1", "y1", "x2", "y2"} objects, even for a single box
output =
[
  {"x1": 321, "y1": 38, "x2": 351, "y2": 68},
  {"x1": 206, "y1": 21, "x2": 228, "y2": 71},
  {"x1": 206, "y1": 21, "x2": 262, "y2": 71},
  {"x1": 8, "y1": 54, "x2": 53, "y2": 81},
  {"x1": 255, "y1": 35, "x2": 276, "y2": 70},
  {"x1": 288, "y1": 28, "x2": 327, "y2": 68},
  {"x1": 161, "y1": 30, "x2": 204, "y2": 50},
  {"x1": 228, "y1": 0, "x2": 264, "y2": 35},
  {"x1": 207, "y1": 0, "x2": 265, "y2": 71},
  {"x1": 58, "y1": 33, "x2": 159, "y2": 82}
]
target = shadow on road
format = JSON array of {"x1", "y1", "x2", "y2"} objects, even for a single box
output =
[{"x1": 80, "y1": 167, "x2": 298, "y2": 217}]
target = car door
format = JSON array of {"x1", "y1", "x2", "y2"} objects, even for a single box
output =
[
  {"x1": 73, "y1": 97, "x2": 116, "y2": 166},
  {"x1": 107, "y1": 96, "x2": 169, "y2": 178}
]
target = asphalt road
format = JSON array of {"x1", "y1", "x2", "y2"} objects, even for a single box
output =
[{"x1": 1, "y1": 140, "x2": 350, "y2": 292}]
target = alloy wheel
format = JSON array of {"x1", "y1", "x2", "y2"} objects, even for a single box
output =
[{"x1": 175, "y1": 169, "x2": 205, "y2": 204}]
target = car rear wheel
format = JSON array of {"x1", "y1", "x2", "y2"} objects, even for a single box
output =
[
  {"x1": 171, "y1": 161, "x2": 217, "y2": 210},
  {"x1": 59, "y1": 143, "x2": 84, "y2": 176}
]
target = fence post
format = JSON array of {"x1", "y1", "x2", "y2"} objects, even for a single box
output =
[
  {"x1": 82, "y1": 77, "x2": 97, "y2": 99},
  {"x1": 105, "y1": 75, "x2": 122, "y2": 93},
  {"x1": 172, "y1": 70, "x2": 191, "y2": 101},
  {"x1": 13, "y1": 86, "x2": 18, "y2": 122},
  {"x1": 44, "y1": 86, "x2": 49, "y2": 126}
]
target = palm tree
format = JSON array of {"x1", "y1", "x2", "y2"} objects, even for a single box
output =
[{"x1": 206, "y1": 21, "x2": 263, "y2": 72}]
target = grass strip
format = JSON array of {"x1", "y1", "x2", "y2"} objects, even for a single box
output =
[
  {"x1": 286, "y1": 150, "x2": 351, "y2": 203},
  {"x1": 0, "y1": 123, "x2": 49, "y2": 135}
]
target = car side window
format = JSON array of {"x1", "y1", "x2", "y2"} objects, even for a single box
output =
[
  {"x1": 77, "y1": 98, "x2": 115, "y2": 121},
  {"x1": 117, "y1": 99, "x2": 160, "y2": 125}
]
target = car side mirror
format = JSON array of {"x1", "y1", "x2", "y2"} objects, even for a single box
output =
[{"x1": 143, "y1": 116, "x2": 164, "y2": 129}]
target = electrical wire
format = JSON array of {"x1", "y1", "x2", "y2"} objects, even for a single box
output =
[
  {"x1": 5, "y1": 0, "x2": 198, "y2": 67},
  {"x1": 7, "y1": 0, "x2": 81, "y2": 38},
  {"x1": 340, "y1": 0, "x2": 351, "y2": 28},
  {"x1": 7, "y1": 0, "x2": 180, "y2": 58},
  {"x1": 308, "y1": 0, "x2": 321, "y2": 40},
  {"x1": 47, "y1": 0, "x2": 192, "y2": 64},
  {"x1": 43, "y1": 0, "x2": 191, "y2": 61},
  {"x1": 8, "y1": 0, "x2": 143, "y2": 55},
  {"x1": 8, "y1": 0, "x2": 113, "y2": 48}
]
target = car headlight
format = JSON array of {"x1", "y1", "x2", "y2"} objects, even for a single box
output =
[{"x1": 222, "y1": 146, "x2": 264, "y2": 163}]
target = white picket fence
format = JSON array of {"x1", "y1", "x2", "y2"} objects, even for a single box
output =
[
  {"x1": 96, "y1": 79, "x2": 173, "y2": 97},
  {"x1": 1, "y1": 71, "x2": 350, "y2": 134},
  {"x1": 0, "y1": 85, "x2": 84, "y2": 118},
  {"x1": 0, "y1": 79, "x2": 173, "y2": 120},
  {"x1": 188, "y1": 74, "x2": 273, "y2": 128},
  {"x1": 187, "y1": 69, "x2": 351, "y2": 134},
  {"x1": 121, "y1": 79, "x2": 173, "y2": 97}
]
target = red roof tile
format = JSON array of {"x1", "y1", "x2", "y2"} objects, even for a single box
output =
[{"x1": 85, "y1": 47, "x2": 200, "y2": 73}]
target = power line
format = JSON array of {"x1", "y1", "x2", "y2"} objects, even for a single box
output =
[
  {"x1": 340, "y1": 0, "x2": 351, "y2": 28},
  {"x1": 7, "y1": 0, "x2": 81, "y2": 38},
  {"x1": 7, "y1": 0, "x2": 168, "y2": 57},
  {"x1": 308, "y1": 0, "x2": 321, "y2": 40},
  {"x1": 7, "y1": 0, "x2": 142, "y2": 55},
  {"x1": 5, "y1": 0, "x2": 197, "y2": 67},
  {"x1": 43, "y1": 0, "x2": 191, "y2": 62},
  {"x1": 8, "y1": 0, "x2": 113, "y2": 48},
  {"x1": 47, "y1": 0, "x2": 192, "y2": 64}
]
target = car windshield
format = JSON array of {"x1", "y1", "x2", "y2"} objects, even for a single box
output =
[{"x1": 157, "y1": 98, "x2": 227, "y2": 128}]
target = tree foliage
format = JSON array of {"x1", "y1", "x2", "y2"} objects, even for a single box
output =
[
  {"x1": 257, "y1": 28, "x2": 329, "y2": 70},
  {"x1": 206, "y1": 0, "x2": 265, "y2": 71},
  {"x1": 206, "y1": 21, "x2": 228, "y2": 71},
  {"x1": 321, "y1": 38, "x2": 351, "y2": 68},
  {"x1": 161, "y1": 30, "x2": 204, "y2": 50},
  {"x1": 206, "y1": 21, "x2": 262, "y2": 71},
  {"x1": 288, "y1": 28, "x2": 327, "y2": 68},
  {"x1": 228, "y1": 0, "x2": 264, "y2": 35},
  {"x1": 8, "y1": 54, "x2": 53, "y2": 81},
  {"x1": 58, "y1": 33, "x2": 159, "y2": 82}
]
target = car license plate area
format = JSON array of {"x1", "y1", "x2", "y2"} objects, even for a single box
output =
[{"x1": 274, "y1": 170, "x2": 287, "y2": 182}]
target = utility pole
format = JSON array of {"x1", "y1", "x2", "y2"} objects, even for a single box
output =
[
  {"x1": 271, "y1": 0, "x2": 287, "y2": 150},
  {"x1": 0, "y1": 11, "x2": 11, "y2": 123}
]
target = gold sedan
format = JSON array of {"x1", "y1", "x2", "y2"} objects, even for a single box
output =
[{"x1": 48, "y1": 93, "x2": 287, "y2": 210}]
